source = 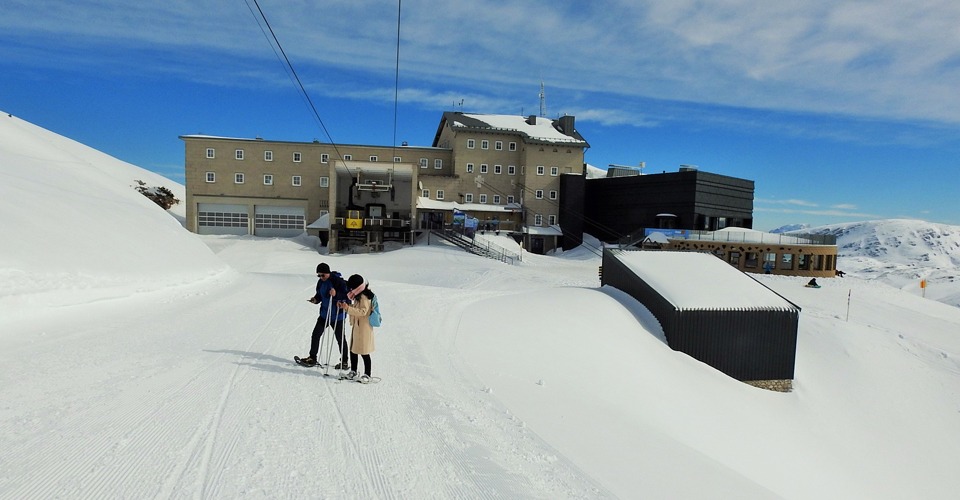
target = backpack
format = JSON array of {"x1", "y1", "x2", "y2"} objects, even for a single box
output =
[{"x1": 368, "y1": 295, "x2": 382, "y2": 327}]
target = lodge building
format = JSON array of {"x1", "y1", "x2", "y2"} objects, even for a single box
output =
[
  {"x1": 181, "y1": 111, "x2": 838, "y2": 276},
  {"x1": 181, "y1": 112, "x2": 587, "y2": 254}
]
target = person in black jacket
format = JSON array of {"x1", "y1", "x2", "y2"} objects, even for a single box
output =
[{"x1": 297, "y1": 262, "x2": 350, "y2": 368}]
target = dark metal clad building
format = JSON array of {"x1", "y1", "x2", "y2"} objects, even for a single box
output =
[
  {"x1": 601, "y1": 249, "x2": 800, "y2": 383},
  {"x1": 585, "y1": 168, "x2": 755, "y2": 242}
]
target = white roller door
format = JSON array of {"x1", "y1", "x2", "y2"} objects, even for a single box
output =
[
  {"x1": 254, "y1": 205, "x2": 305, "y2": 237},
  {"x1": 197, "y1": 203, "x2": 249, "y2": 235}
]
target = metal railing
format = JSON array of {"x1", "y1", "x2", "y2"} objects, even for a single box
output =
[
  {"x1": 430, "y1": 228, "x2": 519, "y2": 264},
  {"x1": 619, "y1": 228, "x2": 836, "y2": 247}
]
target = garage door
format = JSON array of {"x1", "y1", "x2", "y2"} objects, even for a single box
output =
[
  {"x1": 254, "y1": 205, "x2": 306, "y2": 237},
  {"x1": 197, "y1": 203, "x2": 249, "y2": 235}
]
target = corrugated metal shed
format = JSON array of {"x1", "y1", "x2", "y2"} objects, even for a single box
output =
[{"x1": 602, "y1": 249, "x2": 800, "y2": 381}]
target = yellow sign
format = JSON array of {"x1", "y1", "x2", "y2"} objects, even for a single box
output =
[{"x1": 346, "y1": 218, "x2": 363, "y2": 229}]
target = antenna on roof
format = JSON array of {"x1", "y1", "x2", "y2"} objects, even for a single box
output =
[{"x1": 539, "y1": 80, "x2": 546, "y2": 117}]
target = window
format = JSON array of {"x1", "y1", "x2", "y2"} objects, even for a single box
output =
[
  {"x1": 495, "y1": 141, "x2": 503, "y2": 150},
  {"x1": 494, "y1": 164, "x2": 502, "y2": 174},
  {"x1": 466, "y1": 163, "x2": 474, "y2": 173},
  {"x1": 437, "y1": 190, "x2": 444, "y2": 200},
  {"x1": 548, "y1": 215, "x2": 557, "y2": 225},
  {"x1": 205, "y1": 172, "x2": 216, "y2": 183},
  {"x1": 292, "y1": 176, "x2": 302, "y2": 187},
  {"x1": 480, "y1": 164, "x2": 488, "y2": 174},
  {"x1": 235, "y1": 149, "x2": 244, "y2": 160},
  {"x1": 422, "y1": 189, "x2": 429, "y2": 198},
  {"x1": 467, "y1": 139, "x2": 475, "y2": 149},
  {"x1": 343, "y1": 154, "x2": 352, "y2": 161},
  {"x1": 798, "y1": 254, "x2": 810, "y2": 270},
  {"x1": 263, "y1": 174, "x2": 273, "y2": 185},
  {"x1": 764, "y1": 253, "x2": 777, "y2": 272},
  {"x1": 234, "y1": 173, "x2": 245, "y2": 184},
  {"x1": 320, "y1": 176, "x2": 329, "y2": 188},
  {"x1": 370, "y1": 155, "x2": 378, "y2": 162},
  {"x1": 394, "y1": 156, "x2": 401, "y2": 163},
  {"x1": 293, "y1": 152, "x2": 302, "y2": 162},
  {"x1": 509, "y1": 142, "x2": 517, "y2": 151},
  {"x1": 420, "y1": 158, "x2": 428, "y2": 168},
  {"x1": 479, "y1": 194, "x2": 487, "y2": 203},
  {"x1": 264, "y1": 151, "x2": 273, "y2": 161},
  {"x1": 493, "y1": 195, "x2": 500, "y2": 204},
  {"x1": 464, "y1": 193, "x2": 473, "y2": 203},
  {"x1": 535, "y1": 189, "x2": 544, "y2": 199},
  {"x1": 507, "y1": 195, "x2": 515, "y2": 204},
  {"x1": 206, "y1": 148, "x2": 215, "y2": 159},
  {"x1": 780, "y1": 254, "x2": 794, "y2": 270},
  {"x1": 549, "y1": 190, "x2": 557, "y2": 200},
  {"x1": 508, "y1": 165, "x2": 516, "y2": 175},
  {"x1": 521, "y1": 166, "x2": 525, "y2": 175},
  {"x1": 434, "y1": 159, "x2": 442, "y2": 169},
  {"x1": 534, "y1": 214, "x2": 543, "y2": 226},
  {"x1": 730, "y1": 252, "x2": 741, "y2": 266},
  {"x1": 745, "y1": 252, "x2": 759, "y2": 269},
  {"x1": 550, "y1": 166, "x2": 559, "y2": 176},
  {"x1": 198, "y1": 210, "x2": 248, "y2": 229},
  {"x1": 255, "y1": 213, "x2": 305, "y2": 231},
  {"x1": 536, "y1": 165, "x2": 545, "y2": 175},
  {"x1": 481, "y1": 140, "x2": 489, "y2": 150},
  {"x1": 321, "y1": 153, "x2": 329, "y2": 163}
]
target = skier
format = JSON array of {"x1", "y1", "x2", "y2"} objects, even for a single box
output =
[
  {"x1": 297, "y1": 263, "x2": 350, "y2": 368},
  {"x1": 338, "y1": 274, "x2": 377, "y2": 383}
]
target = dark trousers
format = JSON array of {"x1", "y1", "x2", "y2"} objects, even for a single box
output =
[
  {"x1": 309, "y1": 316, "x2": 347, "y2": 365},
  {"x1": 350, "y1": 353, "x2": 372, "y2": 376}
]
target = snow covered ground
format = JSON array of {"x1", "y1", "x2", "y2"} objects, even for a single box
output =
[{"x1": 2, "y1": 112, "x2": 960, "y2": 499}]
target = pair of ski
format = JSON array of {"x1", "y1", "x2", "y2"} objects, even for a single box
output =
[{"x1": 294, "y1": 356, "x2": 380, "y2": 384}]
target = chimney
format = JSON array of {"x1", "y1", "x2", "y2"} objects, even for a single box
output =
[
  {"x1": 558, "y1": 115, "x2": 575, "y2": 135},
  {"x1": 526, "y1": 115, "x2": 537, "y2": 125}
]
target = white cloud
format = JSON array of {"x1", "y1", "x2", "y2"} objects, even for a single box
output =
[{"x1": 6, "y1": 0, "x2": 960, "y2": 127}]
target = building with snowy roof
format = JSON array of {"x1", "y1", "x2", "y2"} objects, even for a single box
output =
[
  {"x1": 181, "y1": 112, "x2": 589, "y2": 254},
  {"x1": 602, "y1": 249, "x2": 800, "y2": 391}
]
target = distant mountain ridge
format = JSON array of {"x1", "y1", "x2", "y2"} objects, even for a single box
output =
[{"x1": 788, "y1": 219, "x2": 960, "y2": 307}]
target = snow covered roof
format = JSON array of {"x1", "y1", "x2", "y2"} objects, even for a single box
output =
[
  {"x1": 416, "y1": 197, "x2": 521, "y2": 213},
  {"x1": 612, "y1": 250, "x2": 797, "y2": 310},
  {"x1": 306, "y1": 213, "x2": 329, "y2": 229},
  {"x1": 438, "y1": 112, "x2": 588, "y2": 146},
  {"x1": 524, "y1": 225, "x2": 564, "y2": 236}
]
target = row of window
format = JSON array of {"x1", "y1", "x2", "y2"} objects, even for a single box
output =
[
  {"x1": 206, "y1": 147, "x2": 440, "y2": 166},
  {"x1": 720, "y1": 251, "x2": 836, "y2": 271},
  {"x1": 461, "y1": 164, "x2": 560, "y2": 176},
  {"x1": 420, "y1": 189, "x2": 557, "y2": 203},
  {"x1": 198, "y1": 211, "x2": 248, "y2": 228},
  {"x1": 532, "y1": 214, "x2": 557, "y2": 226},
  {"x1": 204, "y1": 148, "x2": 560, "y2": 177},
  {"x1": 205, "y1": 172, "x2": 329, "y2": 187},
  {"x1": 466, "y1": 139, "x2": 517, "y2": 152},
  {"x1": 254, "y1": 213, "x2": 305, "y2": 230}
]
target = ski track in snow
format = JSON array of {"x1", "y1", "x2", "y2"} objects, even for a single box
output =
[{"x1": 0, "y1": 256, "x2": 608, "y2": 499}]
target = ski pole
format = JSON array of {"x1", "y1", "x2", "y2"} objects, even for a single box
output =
[{"x1": 322, "y1": 294, "x2": 336, "y2": 375}]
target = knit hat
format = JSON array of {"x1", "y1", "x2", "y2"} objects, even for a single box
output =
[{"x1": 316, "y1": 263, "x2": 331, "y2": 274}]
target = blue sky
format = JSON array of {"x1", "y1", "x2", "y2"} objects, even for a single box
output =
[{"x1": 3, "y1": 0, "x2": 959, "y2": 231}]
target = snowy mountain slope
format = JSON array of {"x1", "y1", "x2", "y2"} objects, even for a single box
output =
[
  {"x1": 0, "y1": 112, "x2": 224, "y2": 312},
  {"x1": 2, "y1": 114, "x2": 959, "y2": 498},
  {"x1": 795, "y1": 219, "x2": 960, "y2": 307}
]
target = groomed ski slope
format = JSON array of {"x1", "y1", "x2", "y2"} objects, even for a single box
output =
[{"x1": 3, "y1": 235, "x2": 960, "y2": 499}]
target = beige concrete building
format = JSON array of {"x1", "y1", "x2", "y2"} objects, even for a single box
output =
[{"x1": 181, "y1": 112, "x2": 589, "y2": 253}]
